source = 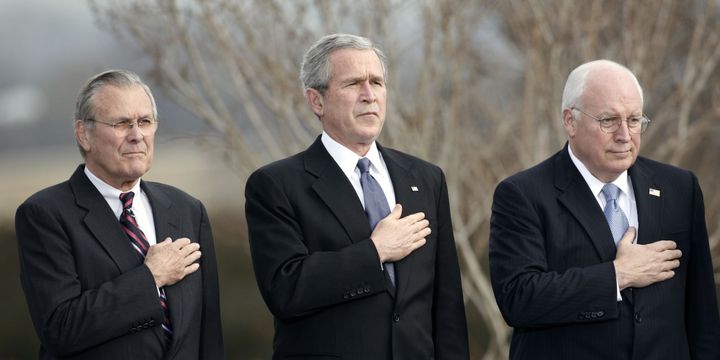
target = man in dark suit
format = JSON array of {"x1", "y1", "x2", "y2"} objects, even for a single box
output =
[
  {"x1": 15, "y1": 70, "x2": 224, "y2": 359},
  {"x1": 489, "y1": 59, "x2": 720, "y2": 359},
  {"x1": 245, "y1": 33, "x2": 469, "y2": 359}
]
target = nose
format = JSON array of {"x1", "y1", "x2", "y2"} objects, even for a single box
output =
[
  {"x1": 613, "y1": 120, "x2": 632, "y2": 141},
  {"x1": 359, "y1": 81, "x2": 377, "y2": 103},
  {"x1": 125, "y1": 122, "x2": 144, "y2": 141}
]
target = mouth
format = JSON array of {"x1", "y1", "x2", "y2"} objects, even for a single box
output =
[
  {"x1": 122, "y1": 151, "x2": 146, "y2": 157},
  {"x1": 608, "y1": 149, "x2": 632, "y2": 156},
  {"x1": 357, "y1": 111, "x2": 378, "y2": 118}
]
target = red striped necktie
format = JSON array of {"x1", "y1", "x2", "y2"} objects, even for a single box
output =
[{"x1": 120, "y1": 191, "x2": 173, "y2": 344}]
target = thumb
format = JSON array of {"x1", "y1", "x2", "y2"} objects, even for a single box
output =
[
  {"x1": 389, "y1": 204, "x2": 403, "y2": 219},
  {"x1": 618, "y1": 227, "x2": 637, "y2": 246}
]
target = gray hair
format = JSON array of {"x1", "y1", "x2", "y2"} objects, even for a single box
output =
[
  {"x1": 300, "y1": 33, "x2": 387, "y2": 94},
  {"x1": 561, "y1": 59, "x2": 644, "y2": 115},
  {"x1": 74, "y1": 69, "x2": 157, "y2": 157},
  {"x1": 75, "y1": 69, "x2": 157, "y2": 124}
]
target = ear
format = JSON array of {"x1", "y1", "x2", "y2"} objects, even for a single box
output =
[
  {"x1": 562, "y1": 108, "x2": 577, "y2": 137},
  {"x1": 74, "y1": 120, "x2": 92, "y2": 152},
  {"x1": 306, "y1": 88, "x2": 324, "y2": 118}
]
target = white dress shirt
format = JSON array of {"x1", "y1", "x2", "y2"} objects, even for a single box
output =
[
  {"x1": 321, "y1": 132, "x2": 396, "y2": 211},
  {"x1": 568, "y1": 145, "x2": 638, "y2": 301},
  {"x1": 84, "y1": 166, "x2": 158, "y2": 246}
]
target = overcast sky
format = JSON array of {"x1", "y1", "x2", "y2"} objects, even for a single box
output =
[{"x1": 0, "y1": 0, "x2": 202, "y2": 151}]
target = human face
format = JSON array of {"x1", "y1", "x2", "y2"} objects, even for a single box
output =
[
  {"x1": 564, "y1": 67, "x2": 643, "y2": 182},
  {"x1": 307, "y1": 48, "x2": 387, "y2": 156},
  {"x1": 75, "y1": 85, "x2": 155, "y2": 191}
]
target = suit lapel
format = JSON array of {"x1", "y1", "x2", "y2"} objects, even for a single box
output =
[
  {"x1": 142, "y1": 181, "x2": 185, "y2": 353},
  {"x1": 306, "y1": 137, "x2": 371, "y2": 245},
  {"x1": 379, "y1": 145, "x2": 424, "y2": 301},
  {"x1": 71, "y1": 165, "x2": 143, "y2": 273},
  {"x1": 628, "y1": 159, "x2": 661, "y2": 245},
  {"x1": 554, "y1": 147, "x2": 617, "y2": 262}
]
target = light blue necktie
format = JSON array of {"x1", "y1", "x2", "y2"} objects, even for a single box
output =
[
  {"x1": 601, "y1": 184, "x2": 629, "y2": 245},
  {"x1": 357, "y1": 158, "x2": 395, "y2": 286}
]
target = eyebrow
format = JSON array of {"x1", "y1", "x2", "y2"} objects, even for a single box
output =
[{"x1": 339, "y1": 74, "x2": 385, "y2": 85}]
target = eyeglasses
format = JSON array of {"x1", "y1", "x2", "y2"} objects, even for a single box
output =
[
  {"x1": 87, "y1": 118, "x2": 158, "y2": 136},
  {"x1": 570, "y1": 107, "x2": 651, "y2": 134}
]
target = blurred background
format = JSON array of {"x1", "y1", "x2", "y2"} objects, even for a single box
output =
[{"x1": 1, "y1": 1, "x2": 719, "y2": 359}]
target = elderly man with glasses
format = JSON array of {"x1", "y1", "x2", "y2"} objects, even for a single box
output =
[
  {"x1": 489, "y1": 60, "x2": 720, "y2": 359},
  {"x1": 15, "y1": 70, "x2": 224, "y2": 359}
]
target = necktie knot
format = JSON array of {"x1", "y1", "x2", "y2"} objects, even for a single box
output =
[
  {"x1": 120, "y1": 191, "x2": 135, "y2": 211},
  {"x1": 601, "y1": 184, "x2": 621, "y2": 202},
  {"x1": 357, "y1": 158, "x2": 371, "y2": 174}
]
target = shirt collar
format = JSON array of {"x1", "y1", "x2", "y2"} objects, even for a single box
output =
[
  {"x1": 84, "y1": 165, "x2": 142, "y2": 202},
  {"x1": 321, "y1": 131, "x2": 383, "y2": 176},
  {"x1": 567, "y1": 144, "x2": 629, "y2": 198}
]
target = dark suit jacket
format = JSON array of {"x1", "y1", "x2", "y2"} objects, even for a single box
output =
[
  {"x1": 245, "y1": 137, "x2": 468, "y2": 360},
  {"x1": 489, "y1": 145, "x2": 720, "y2": 359},
  {"x1": 15, "y1": 165, "x2": 223, "y2": 360}
]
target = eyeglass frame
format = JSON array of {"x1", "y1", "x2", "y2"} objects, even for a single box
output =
[
  {"x1": 569, "y1": 106, "x2": 651, "y2": 134},
  {"x1": 86, "y1": 117, "x2": 158, "y2": 136}
]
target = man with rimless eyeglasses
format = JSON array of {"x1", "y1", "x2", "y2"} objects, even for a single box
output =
[
  {"x1": 15, "y1": 70, "x2": 223, "y2": 359},
  {"x1": 489, "y1": 60, "x2": 720, "y2": 359}
]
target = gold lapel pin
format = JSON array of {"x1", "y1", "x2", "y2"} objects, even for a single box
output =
[{"x1": 649, "y1": 188, "x2": 661, "y2": 197}]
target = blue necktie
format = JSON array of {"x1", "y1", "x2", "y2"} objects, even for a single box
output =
[
  {"x1": 357, "y1": 158, "x2": 395, "y2": 286},
  {"x1": 601, "y1": 184, "x2": 629, "y2": 245}
]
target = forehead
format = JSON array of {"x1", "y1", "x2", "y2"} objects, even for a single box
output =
[
  {"x1": 327, "y1": 48, "x2": 384, "y2": 80},
  {"x1": 93, "y1": 85, "x2": 153, "y2": 119},
  {"x1": 582, "y1": 67, "x2": 642, "y2": 113}
]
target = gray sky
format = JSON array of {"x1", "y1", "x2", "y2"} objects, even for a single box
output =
[{"x1": 0, "y1": 0, "x2": 202, "y2": 151}]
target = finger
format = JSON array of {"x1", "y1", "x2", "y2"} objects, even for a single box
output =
[
  {"x1": 660, "y1": 270, "x2": 675, "y2": 281},
  {"x1": 650, "y1": 240, "x2": 677, "y2": 251},
  {"x1": 179, "y1": 242, "x2": 200, "y2": 255},
  {"x1": 183, "y1": 250, "x2": 202, "y2": 265},
  {"x1": 402, "y1": 211, "x2": 426, "y2": 224},
  {"x1": 411, "y1": 219, "x2": 430, "y2": 232},
  {"x1": 173, "y1": 237, "x2": 192, "y2": 247},
  {"x1": 416, "y1": 227, "x2": 431, "y2": 238},
  {"x1": 664, "y1": 259, "x2": 680, "y2": 271},
  {"x1": 410, "y1": 238, "x2": 427, "y2": 251},
  {"x1": 183, "y1": 263, "x2": 200, "y2": 277},
  {"x1": 618, "y1": 227, "x2": 636, "y2": 246},
  {"x1": 663, "y1": 249, "x2": 682, "y2": 260}
]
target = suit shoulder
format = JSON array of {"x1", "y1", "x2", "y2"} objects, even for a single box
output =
[
  {"x1": 382, "y1": 147, "x2": 444, "y2": 174},
  {"x1": 143, "y1": 181, "x2": 203, "y2": 206},
  {"x1": 501, "y1": 153, "x2": 556, "y2": 187},
  {"x1": 249, "y1": 151, "x2": 305, "y2": 178},
  {"x1": 635, "y1": 156, "x2": 692, "y2": 175},
  {"x1": 19, "y1": 181, "x2": 73, "y2": 210}
]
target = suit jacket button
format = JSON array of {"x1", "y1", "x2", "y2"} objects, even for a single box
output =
[
  {"x1": 393, "y1": 313, "x2": 400, "y2": 323},
  {"x1": 634, "y1": 312, "x2": 642, "y2": 323}
]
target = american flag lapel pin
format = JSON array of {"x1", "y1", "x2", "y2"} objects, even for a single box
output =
[
  {"x1": 411, "y1": 186, "x2": 419, "y2": 192},
  {"x1": 649, "y1": 188, "x2": 661, "y2": 197}
]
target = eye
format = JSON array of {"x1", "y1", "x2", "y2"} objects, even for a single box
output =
[
  {"x1": 598, "y1": 117, "x2": 618, "y2": 127},
  {"x1": 116, "y1": 120, "x2": 133, "y2": 129},
  {"x1": 627, "y1": 117, "x2": 642, "y2": 127},
  {"x1": 138, "y1": 118, "x2": 153, "y2": 127}
]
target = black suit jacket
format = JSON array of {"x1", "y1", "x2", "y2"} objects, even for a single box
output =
[
  {"x1": 15, "y1": 165, "x2": 224, "y2": 360},
  {"x1": 489, "y1": 145, "x2": 720, "y2": 359},
  {"x1": 245, "y1": 137, "x2": 468, "y2": 360}
]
